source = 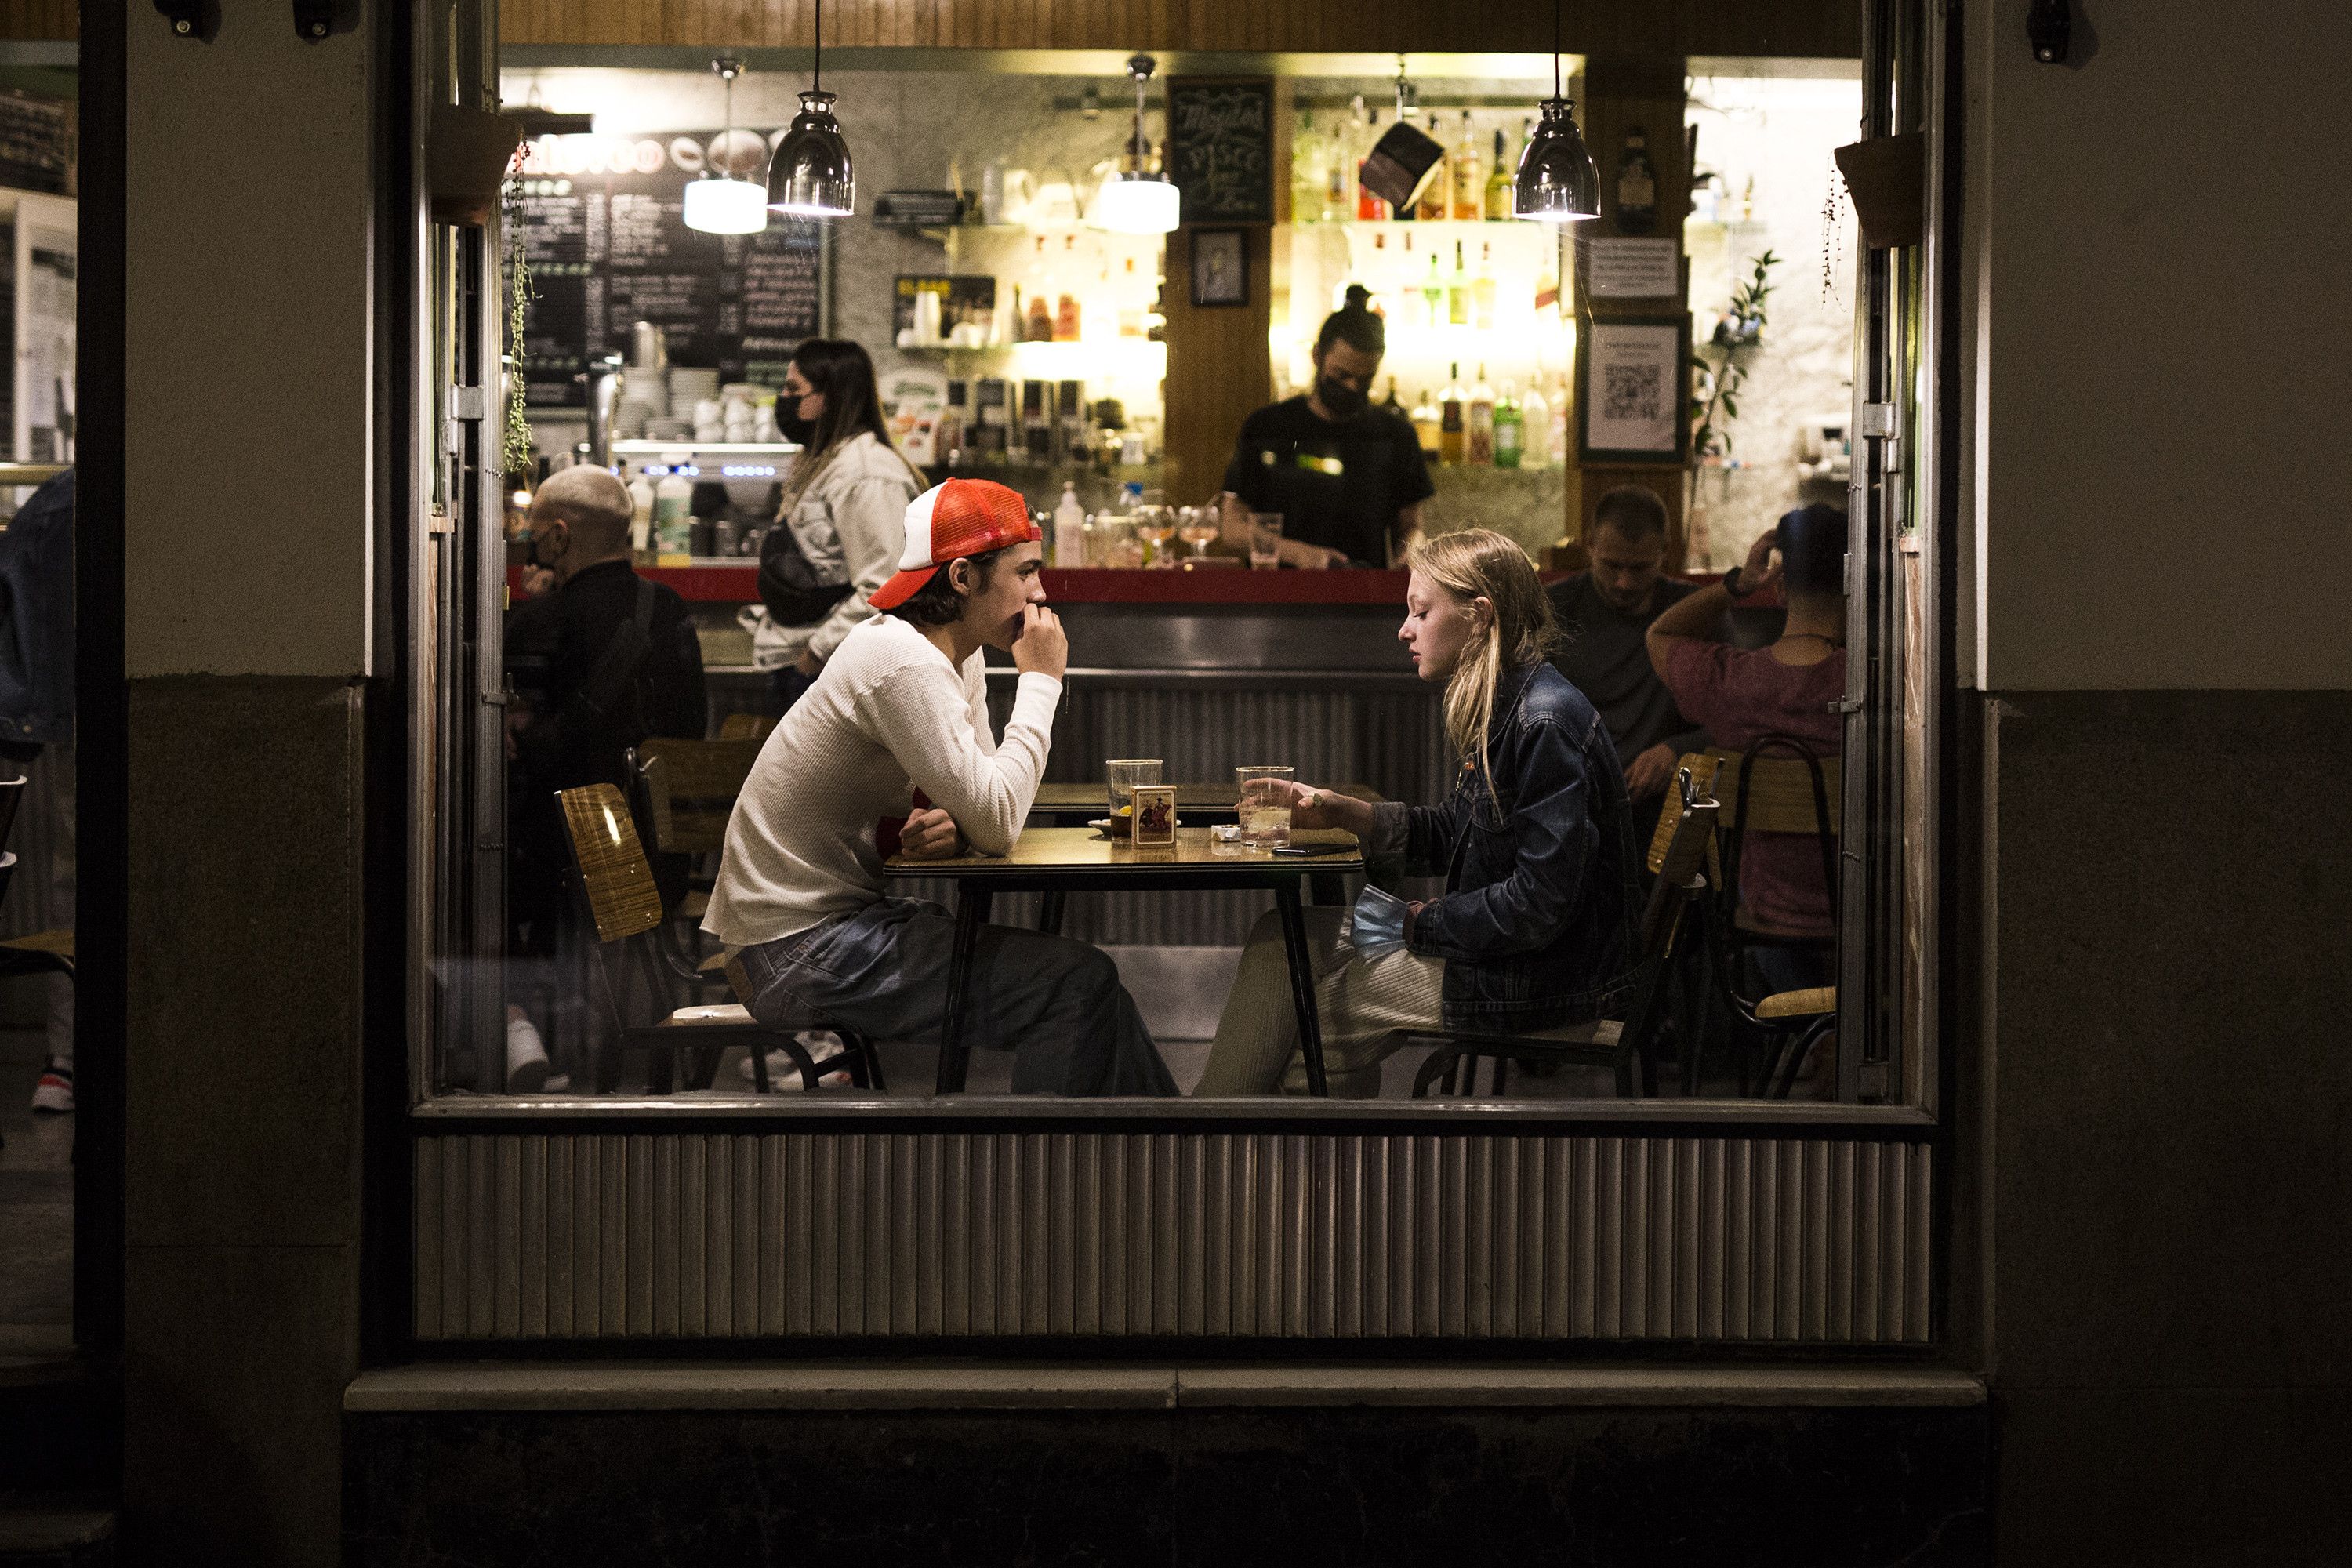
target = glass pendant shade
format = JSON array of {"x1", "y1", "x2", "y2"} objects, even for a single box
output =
[
  {"x1": 1091, "y1": 173, "x2": 1179, "y2": 234},
  {"x1": 1514, "y1": 96, "x2": 1600, "y2": 223},
  {"x1": 766, "y1": 90, "x2": 855, "y2": 216},
  {"x1": 684, "y1": 175, "x2": 770, "y2": 234}
]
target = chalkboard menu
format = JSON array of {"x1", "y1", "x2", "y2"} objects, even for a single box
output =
[
  {"x1": 1166, "y1": 79, "x2": 1274, "y2": 226},
  {"x1": 514, "y1": 132, "x2": 829, "y2": 408},
  {"x1": 0, "y1": 91, "x2": 71, "y2": 196}
]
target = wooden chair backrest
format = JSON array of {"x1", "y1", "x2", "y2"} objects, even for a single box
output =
[
  {"x1": 1711, "y1": 746, "x2": 1842, "y2": 837},
  {"x1": 557, "y1": 783, "x2": 668, "y2": 944},
  {"x1": 1637, "y1": 795, "x2": 1717, "y2": 954},
  {"x1": 1646, "y1": 753, "x2": 1721, "y2": 874},
  {"x1": 718, "y1": 712, "x2": 777, "y2": 742},
  {"x1": 635, "y1": 737, "x2": 763, "y2": 856},
  {"x1": 0, "y1": 774, "x2": 25, "y2": 856}
]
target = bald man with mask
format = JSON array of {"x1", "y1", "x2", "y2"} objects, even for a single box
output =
[{"x1": 504, "y1": 466, "x2": 708, "y2": 961}]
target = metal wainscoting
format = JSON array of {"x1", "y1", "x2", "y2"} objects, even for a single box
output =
[{"x1": 414, "y1": 1131, "x2": 1931, "y2": 1343}]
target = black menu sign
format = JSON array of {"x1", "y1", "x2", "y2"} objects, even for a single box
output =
[
  {"x1": 1166, "y1": 78, "x2": 1274, "y2": 226},
  {"x1": 514, "y1": 132, "x2": 829, "y2": 408}
]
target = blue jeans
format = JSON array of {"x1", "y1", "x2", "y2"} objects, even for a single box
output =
[{"x1": 735, "y1": 899, "x2": 1179, "y2": 1098}]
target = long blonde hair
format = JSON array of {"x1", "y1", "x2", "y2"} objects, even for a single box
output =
[{"x1": 1407, "y1": 529, "x2": 1559, "y2": 794}]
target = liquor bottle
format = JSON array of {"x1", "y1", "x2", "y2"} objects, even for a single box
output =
[
  {"x1": 1356, "y1": 108, "x2": 1386, "y2": 220},
  {"x1": 1467, "y1": 364, "x2": 1495, "y2": 465},
  {"x1": 1615, "y1": 126, "x2": 1657, "y2": 234},
  {"x1": 1410, "y1": 388, "x2": 1443, "y2": 456},
  {"x1": 1416, "y1": 132, "x2": 1450, "y2": 222},
  {"x1": 1422, "y1": 251, "x2": 1446, "y2": 328},
  {"x1": 1492, "y1": 381, "x2": 1523, "y2": 470},
  {"x1": 1519, "y1": 378, "x2": 1549, "y2": 466},
  {"x1": 1483, "y1": 129, "x2": 1512, "y2": 220},
  {"x1": 1449, "y1": 240, "x2": 1471, "y2": 327},
  {"x1": 1025, "y1": 237, "x2": 1054, "y2": 341},
  {"x1": 1449, "y1": 112, "x2": 1480, "y2": 220},
  {"x1": 1292, "y1": 109, "x2": 1325, "y2": 223},
  {"x1": 1439, "y1": 365, "x2": 1466, "y2": 466},
  {"x1": 1381, "y1": 376, "x2": 1405, "y2": 416},
  {"x1": 1054, "y1": 236, "x2": 1082, "y2": 341},
  {"x1": 1472, "y1": 241, "x2": 1497, "y2": 330}
]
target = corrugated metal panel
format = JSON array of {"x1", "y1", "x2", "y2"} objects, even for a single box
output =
[{"x1": 417, "y1": 1131, "x2": 1933, "y2": 1344}]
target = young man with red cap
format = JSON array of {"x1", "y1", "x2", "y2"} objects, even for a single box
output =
[{"x1": 703, "y1": 477, "x2": 1178, "y2": 1096}]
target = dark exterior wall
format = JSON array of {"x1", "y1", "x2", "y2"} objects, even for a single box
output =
[{"x1": 1976, "y1": 690, "x2": 2352, "y2": 1563}]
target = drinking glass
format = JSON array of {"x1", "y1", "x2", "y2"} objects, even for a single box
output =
[
  {"x1": 1135, "y1": 500, "x2": 1178, "y2": 568},
  {"x1": 1178, "y1": 503, "x2": 1221, "y2": 560},
  {"x1": 1107, "y1": 757, "x2": 1163, "y2": 838},
  {"x1": 1250, "y1": 512, "x2": 1283, "y2": 570},
  {"x1": 1236, "y1": 764, "x2": 1294, "y2": 848}
]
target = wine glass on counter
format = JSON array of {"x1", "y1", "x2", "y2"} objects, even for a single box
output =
[
  {"x1": 1134, "y1": 488, "x2": 1178, "y2": 567},
  {"x1": 1250, "y1": 512, "x2": 1284, "y2": 571},
  {"x1": 1178, "y1": 501, "x2": 1221, "y2": 561}
]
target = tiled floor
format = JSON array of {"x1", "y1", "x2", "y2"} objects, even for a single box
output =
[{"x1": 0, "y1": 1027, "x2": 73, "y2": 1340}]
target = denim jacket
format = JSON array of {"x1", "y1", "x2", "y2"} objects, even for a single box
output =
[
  {"x1": 1368, "y1": 659, "x2": 1641, "y2": 1032},
  {"x1": 0, "y1": 469, "x2": 73, "y2": 750}
]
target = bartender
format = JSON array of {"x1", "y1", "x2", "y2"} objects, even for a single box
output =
[{"x1": 1221, "y1": 285, "x2": 1433, "y2": 568}]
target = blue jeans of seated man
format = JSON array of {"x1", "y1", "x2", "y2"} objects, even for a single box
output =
[{"x1": 735, "y1": 898, "x2": 1180, "y2": 1098}]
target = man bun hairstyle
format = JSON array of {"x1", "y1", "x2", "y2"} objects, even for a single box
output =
[
  {"x1": 1777, "y1": 503, "x2": 1848, "y2": 597},
  {"x1": 1314, "y1": 284, "x2": 1387, "y2": 358},
  {"x1": 1591, "y1": 485, "x2": 1669, "y2": 546}
]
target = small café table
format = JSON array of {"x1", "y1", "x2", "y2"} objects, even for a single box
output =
[
  {"x1": 883, "y1": 825, "x2": 1367, "y2": 1096},
  {"x1": 1024, "y1": 782, "x2": 1385, "y2": 909}
]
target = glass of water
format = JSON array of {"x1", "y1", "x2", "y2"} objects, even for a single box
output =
[
  {"x1": 1107, "y1": 757, "x2": 1163, "y2": 839},
  {"x1": 1249, "y1": 512, "x2": 1283, "y2": 570},
  {"x1": 1236, "y1": 764, "x2": 1295, "y2": 848}
]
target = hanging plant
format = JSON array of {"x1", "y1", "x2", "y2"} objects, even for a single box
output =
[{"x1": 500, "y1": 158, "x2": 535, "y2": 478}]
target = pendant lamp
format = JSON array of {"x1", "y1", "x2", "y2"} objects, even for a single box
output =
[
  {"x1": 684, "y1": 58, "x2": 769, "y2": 234},
  {"x1": 1515, "y1": 0, "x2": 1599, "y2": 222},
  {"x1": 1091, "y1": 54, "x2": 1180, "y2": 234},
  {"x1": 765, "y1": 0, "x2": 855, "y2": 216}
]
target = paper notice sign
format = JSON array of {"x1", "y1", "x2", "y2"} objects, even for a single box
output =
[{"x1": 1584, "y1": 237, "x2": 1682, "y2": 298}]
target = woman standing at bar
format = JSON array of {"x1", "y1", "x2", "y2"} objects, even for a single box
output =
[
  {"x1": 757, "y1": 339, "x2": 925, "y2": 711},
  {"x1": 1195, "y1": 530, "x2": 1642, "y2": 1096}
]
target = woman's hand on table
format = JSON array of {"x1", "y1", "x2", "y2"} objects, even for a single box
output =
[
  {"x1": 1283, "y1": 781, "x2": 1373, "y2": 837},
  {"x1": 898, "y1": 807, "x2": 964, "y2": 860}
]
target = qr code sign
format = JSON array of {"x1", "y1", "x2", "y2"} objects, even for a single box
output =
[{"x1": 1605, "y1": 363, "x2": 1662, "y2": 423}]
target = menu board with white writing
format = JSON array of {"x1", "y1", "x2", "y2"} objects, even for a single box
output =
[
  {"x1": 514, "y1": 133, "x2": 829, "y2": 407},
  {"x1": 1166, "y1": 79, "x2": 1274, "y2": 226}
]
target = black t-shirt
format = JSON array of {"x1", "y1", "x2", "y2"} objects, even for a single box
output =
[{"x1": 1220, "y1": 396, "x2": 1436, "y2": 565}]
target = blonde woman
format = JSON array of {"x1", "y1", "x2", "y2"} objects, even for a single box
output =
[{"x1": 1195, "y1": 529, "x2": 1642, "y2": 1097}]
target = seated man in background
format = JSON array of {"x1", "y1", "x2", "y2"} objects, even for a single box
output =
[
  {"x1": 1548, "y1": 485, "x2": 1713, "y2": 850},
  {"x1": 705, "y1": 478, "x2": 1178, "y2": 1098},
  {"x1": 1647, "y1": 503, "x2": 1848, "y2": 996},
  {"x1": 503, "y1": 465, "x2": 708, "y2": 1088}
]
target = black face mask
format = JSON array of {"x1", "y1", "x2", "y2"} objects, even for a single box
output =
[
  {"x1": 524, "y1": 524, "x2": 565, "y2": 572},
  {"x1": 775, "y1": 400, "x2": 816, "y2": 446},
  {"x1": 1316, "y1": 376, "x2": 1368, "y2": 419}
]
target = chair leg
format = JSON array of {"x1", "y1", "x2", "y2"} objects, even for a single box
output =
[{"x1": 747, "y1": 1035, "x2": 771, "y2": 1093}]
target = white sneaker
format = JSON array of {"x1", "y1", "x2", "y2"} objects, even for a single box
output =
[
  {"x1": 30, "y1": 1057, "x2": 72, "y2": 1113},
  {"x1": 739, "y1": 1031, "x2": 853, "y2": 1089},
  {"x1": 506, "y1": 1013, "x2": 552, "y2": 1094}
]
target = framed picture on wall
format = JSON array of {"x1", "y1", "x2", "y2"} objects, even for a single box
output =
[
  {"x1": 1189, "y1": 228, "x2": 1249, "y2": 307},
  {"x1": 1577, "y1": 314, "x2": 1690, "y2": 464}
]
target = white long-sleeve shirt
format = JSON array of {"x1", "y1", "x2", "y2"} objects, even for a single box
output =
[{"x1": 702, "y1": 614, "x2": 1061, "y2": 948}]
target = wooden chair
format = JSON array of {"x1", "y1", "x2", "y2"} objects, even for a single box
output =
[
  {"x1": 1754, "y1": 985, "x2": 1838, "y2": 1098},
  {"x1": 719, "y1": 711, "x2": 778, "y2": 742},
  {"x1": 555, "y1": 782, "x2": 886, "y2": 1094},
  {"x1": 630, "y1": 736, "x2": 763, "y2": 918},
  {"x1": 1405, "y1": 776, "x2": 1720, "y2": 1099}
]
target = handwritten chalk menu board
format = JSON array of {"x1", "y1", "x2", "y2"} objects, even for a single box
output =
[
  {"x1": 1166, "y1": 79, "x2": 1273, "y2": 226},
  {"x1": 514, "y1": 133, "x2": 829, "y2": 408},
  {"x1": 0, "y1": 91, "x2": 71, "y2": 196}
]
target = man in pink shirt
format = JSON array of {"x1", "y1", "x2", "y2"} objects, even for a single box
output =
[{"x1": 1646, "y1": 505, "x2": 1847, "y2": 990}]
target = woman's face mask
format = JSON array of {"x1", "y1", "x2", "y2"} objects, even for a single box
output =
[{"x1": 778, "y1": 371, "x2": 824, "y2": 445}]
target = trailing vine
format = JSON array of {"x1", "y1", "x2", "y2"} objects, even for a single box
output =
[
  {"x1": 501, "y1": 160, "x2": 535, "y2": 478},
  {"x1": 1688, "y1": 248, "x2": 1779, "y2": 474}
]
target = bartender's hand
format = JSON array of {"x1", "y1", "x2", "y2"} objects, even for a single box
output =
[
  {"x1": 1011, "y1": 604, "x2": 1069, "y2": 680},
  {"x1": 1624, "y1": 742, "x2": 1678, "y2": 800},
  {"x1": 899, "y1": 807, "x2": 964, "y2": 860},
  {"x1": 1278, "y1": 538, "x2": 1349, "y2": 570},
  {"x1": 794, "y1": 648, "x2": 824, "y2": 677}
]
